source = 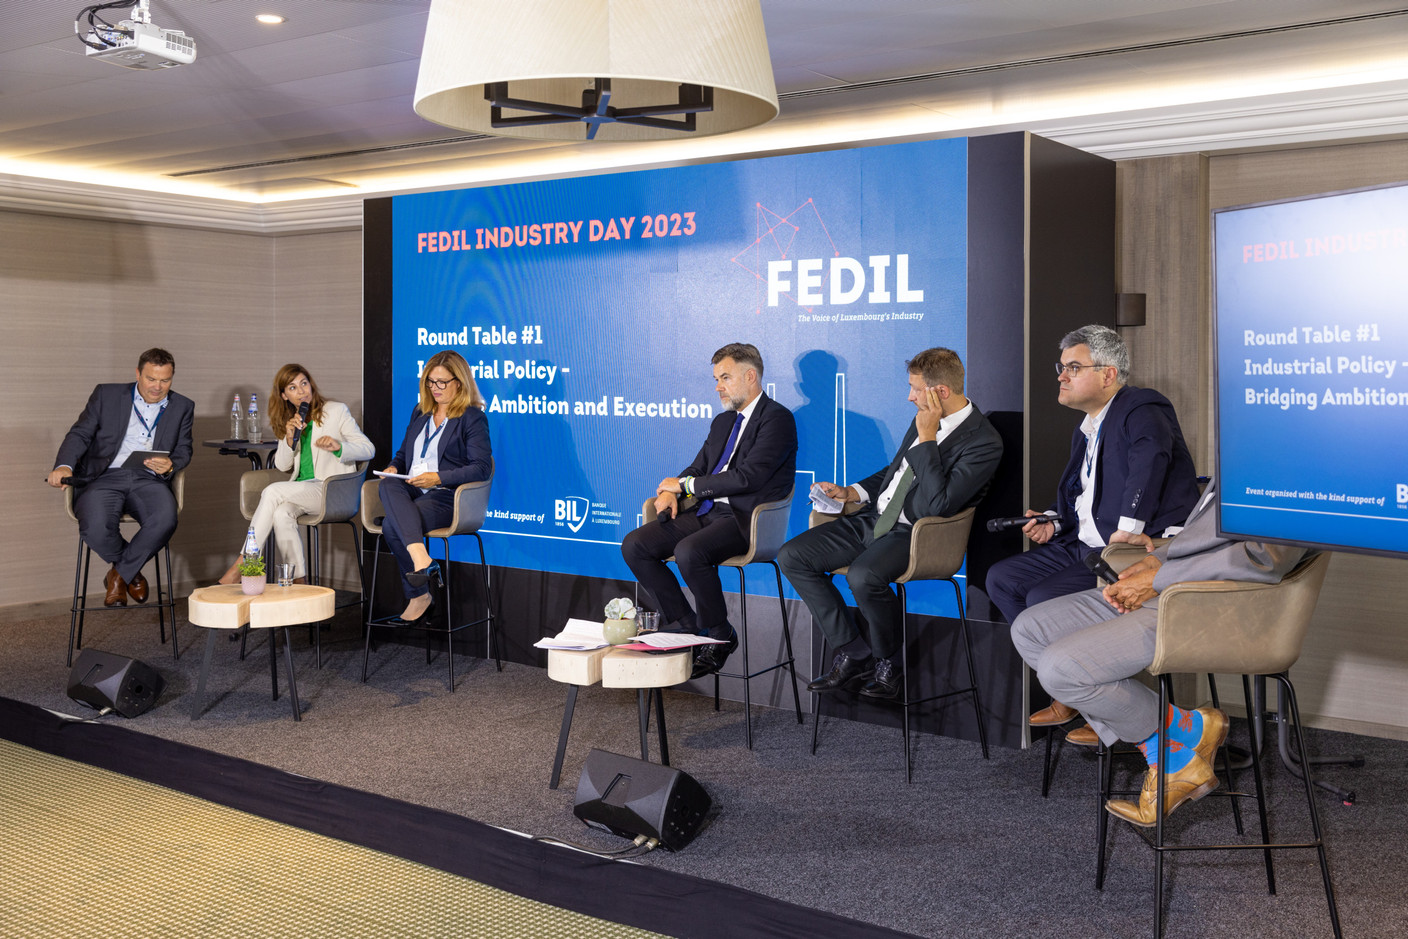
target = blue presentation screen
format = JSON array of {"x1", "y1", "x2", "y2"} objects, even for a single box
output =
[
  {"x1": 390, "y1": 138, "x2": 969, "y2": 602},
  {"x1": 1214, "y1": 182, "x2": 1408, "y2": 556}
]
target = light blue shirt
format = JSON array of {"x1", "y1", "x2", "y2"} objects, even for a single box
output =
[
  {"x1": 112, "y1": 387, "x2": 168, "y2": 474},
  {"x1": 411, "y1": 415, "x2": 447, "y2": 492}
]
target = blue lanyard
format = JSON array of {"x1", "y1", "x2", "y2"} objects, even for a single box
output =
[
  {"x1": 1082, "y1": 425, "x2": 1101, "y2": 477},
  {"x1": 419, "y1": 417, "x2": 446, "y2": 458},
  {"x1": 132, "y1": 396, "x2": 168, "y2": 441}
]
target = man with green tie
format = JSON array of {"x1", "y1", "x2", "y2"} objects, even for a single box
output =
[{"x1": 778, "y1": 348, "x2": 1003, "y2": 700}]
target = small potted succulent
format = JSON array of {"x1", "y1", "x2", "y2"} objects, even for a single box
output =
[
  {"x1": 238, "y1": 553, "x2": 267, "y2": 596},
  {"x1": 603, "y1": 597, "x2": 638, "y2": 644}
]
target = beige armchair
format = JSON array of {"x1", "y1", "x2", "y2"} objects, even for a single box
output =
[{"x1": 1095, "y1": 551, "x2": 1338, "y2": 939}]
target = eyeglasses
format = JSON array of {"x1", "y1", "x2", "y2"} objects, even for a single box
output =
[
  {"x1": 1054, "y1": 361, "x2": 1111, "y2": 377},
  {"x1": 426, "y1": 378, "x2": 460, "y2": 389}
]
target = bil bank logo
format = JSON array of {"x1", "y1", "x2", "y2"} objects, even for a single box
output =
[
  {"x1": 1398, "y1": 484, "x2": 1408, "y2": 509},
  {"x1": 555, "y1": 497, "x2": 590, "y2": 533}
]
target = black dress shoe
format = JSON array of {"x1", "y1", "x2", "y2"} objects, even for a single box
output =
[
  {"x1": 405, "y1": 560, "x2": 443, "y2": 589},
  {"x1": 387, "y1": 595, "x2": 436, "y2": 627},
  {"x1": 691, "y1": 629, "x2": 739, "y2": 679},
  {"x1": 859, "y1": 658, "x2": 904, "y2": 702},
  {"x1": 806, "y1": 652, "x2": 875, "y2": 693}
]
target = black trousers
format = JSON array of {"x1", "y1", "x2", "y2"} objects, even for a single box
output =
[
  {"x1": 620, "y1": 503, "x2": 748, "y2": 637},
  {"x1": 377, "y1": 477, "x2": 454, "y2": 599},
  {"x1": 776, "y1": 512, "x2": 912, "y2": 662},
  {"x1": 73, "y1": 468, "x2": 177, "y2": 584},
  {"x1": 984, "y1": 537, "x2": 1098, "y2": 626}
]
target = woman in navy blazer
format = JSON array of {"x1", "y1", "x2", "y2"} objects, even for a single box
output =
[{"x1": 379, "y1": 350, "x2": 492, "y2": 624}]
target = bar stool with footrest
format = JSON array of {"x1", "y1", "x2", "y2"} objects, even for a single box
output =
[
  {"x1": 64, "y1": 470, "x2": 185, "y2": 666},
  {"x1": 640, "y1": 489, "x2": 802, "y2": 750},
  {"x1": 1095, "y1": 550, "x2": 1340, "y2": 939},
  {"x1": 808, "y1": 503, "x2": 988, "y2": 782},
  {"x1": 239, "y1": 462, "x2": 368, "y2": 666},
  {"x1": 361, "y1": 463, "x2": 501, "y2": 690}
]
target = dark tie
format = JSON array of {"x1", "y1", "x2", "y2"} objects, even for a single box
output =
[
  {"x1": 697, "y1": 411, "x2": 744, "y2": 516},
  {"x1": 871, "y1": 463, "x2": 913, "y2": 537}
]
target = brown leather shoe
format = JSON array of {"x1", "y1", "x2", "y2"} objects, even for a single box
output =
[
  {"x1": 1065, "y1": 723, "x2": 1099, "y2": 746},
  {"x1": 103, "y1": 566, "x2": 127, "y2": 608},
  {"x1": 126, "y1": 572, "x2": 149, "y2": 604},
  {"x1": 1029, "y1": 700, "x2": 1078, "y2": 726},
  {"x1": 1188, "y1": 706, "x2": 1229, "y2": 764},
  {"x1": 1105, "y1": 754, "x2": 1218, "y2": 827}
]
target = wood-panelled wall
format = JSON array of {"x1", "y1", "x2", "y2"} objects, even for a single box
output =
[
  {"x1": 1118, "y1": 140, "x2": 1408, "y2": 739},
  {"x1": 0, "y1": 211, "x2": 363, "y2": 612}
]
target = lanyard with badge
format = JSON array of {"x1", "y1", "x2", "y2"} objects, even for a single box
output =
[
  {"x1": 1082, "y1": 424, "x2": 1101, "y2": 479},
  {"x1": 410, "y1": 416, "x2": 446, "y2": 480},
  {"x1": 133, "y1": 397, "x2": 168, "y2": 448}
]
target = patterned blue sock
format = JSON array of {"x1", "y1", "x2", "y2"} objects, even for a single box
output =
[
  {"x1": 1137, "y1": 720, "x2": 1197, "y2": 774},
  {"x1": 1164, "y1": 703, "x2": 1204, "y2": 752}
]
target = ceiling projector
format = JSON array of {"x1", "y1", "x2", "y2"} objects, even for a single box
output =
[{"x1": 77, "y1": 1, "x2": 196, "y2": 70}]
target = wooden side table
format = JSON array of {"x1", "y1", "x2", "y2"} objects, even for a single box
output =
[
  {"x1": 188, "y1": 584, "x2": 335, "y2": 721},
  {"x1": 546, "y1": 646, "x2": 692, "y2": 789}
]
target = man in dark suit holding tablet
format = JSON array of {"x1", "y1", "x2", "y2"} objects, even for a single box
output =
[
  {"x1": 48, "y1": 348, "x2": 194, "y2": 607},
  {"x1": 622, "y1": 342, "x2": 797, "y2": 679}
]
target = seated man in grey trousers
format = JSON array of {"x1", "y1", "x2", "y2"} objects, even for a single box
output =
[
  {"x1": 1010, "y1": 478, "x2": 1307, "y2": 825},
  {"x1": 778, "y1": 348, "x2": 1002, "y2": 701}
]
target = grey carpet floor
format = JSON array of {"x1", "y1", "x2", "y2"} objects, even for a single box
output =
[{"x1": 1, "y1": 604, "x2": 1402, "y2": 939}]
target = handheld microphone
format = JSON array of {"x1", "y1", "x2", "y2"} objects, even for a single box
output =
[
  {"x1": 986, "y1": 515, "x2": 1055, "y2": 532},
  {"x1": 1084, "y1": 551, "x2": 1120, "y2": 585},
  {"x1": 292, "y1": 401, "x2": 310, "y2": 441},
  {"x1": 658, "y1": 502, "x2": 674, "y2": 521}
]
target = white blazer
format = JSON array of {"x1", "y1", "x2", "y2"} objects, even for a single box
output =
[{"x1": 274, "y1": 400, "x2": 376, "y2": 480}]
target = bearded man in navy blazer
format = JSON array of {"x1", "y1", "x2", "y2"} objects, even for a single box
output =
[
  {"x1": 778, "y1": 348, "x2": 1004, "y2": 700},
  {"x1": 48, "y1": 348, "x2": 195, "y2": 607},
  {"x1": 622, "y1": 343, "x2": 797, "y2": 679},
  {"x1": 986, "y1": 324, "x2": 1199, "y2": 736}
]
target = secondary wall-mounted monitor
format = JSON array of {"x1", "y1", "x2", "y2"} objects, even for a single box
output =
[{"x1": 1214, "y1": 180, "x2": 1408, "y2": 558}]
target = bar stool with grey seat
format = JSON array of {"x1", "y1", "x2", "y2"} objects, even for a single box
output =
[
  {"x1": 64, "y1": 469, "x2": 185, "y2": 666},
  {"x1": 237, "y1": 462, "x2": 369, "y2": 666},
  {"x1": 1095, "y1": 551, "x2": 1339, "y2": 939},
  {"x1": 361, "y1": 464, "x2": 501, "y2": 690},
  {"x1": 640, "y1": 489, "x2": 802, "y2": 750},
  {"x1": 808, "y1": 503, "x2": 988, "y2": 782}
]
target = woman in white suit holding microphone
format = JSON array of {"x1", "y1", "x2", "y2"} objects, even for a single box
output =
[{"x1": 219, "y1": 364, "x2": 375, "y2": 584}]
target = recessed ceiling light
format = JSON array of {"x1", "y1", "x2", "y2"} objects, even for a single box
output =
[{"x1": 255, "y1": 14, "x2": 286, "y2": 25}]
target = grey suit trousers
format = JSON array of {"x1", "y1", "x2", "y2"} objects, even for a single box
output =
[{"x1": 1010, "y1": 588, "x2": 1162, "y2": 746}]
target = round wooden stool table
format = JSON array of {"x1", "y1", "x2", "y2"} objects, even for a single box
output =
[
  {"x1": 187, "y1": 584, "x2": 335, "y2": 722},
  {"x1": 546, "y1": 645, "x2": 692, "y2": 789}
]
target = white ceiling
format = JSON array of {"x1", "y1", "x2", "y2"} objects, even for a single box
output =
[{"x1": 2, "y1": 0, "x2": 1406, "y2": 207}]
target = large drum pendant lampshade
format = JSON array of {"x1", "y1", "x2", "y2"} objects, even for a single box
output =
[{"x1": 414, "y1": 0, "x2": 779, "y2": 141}]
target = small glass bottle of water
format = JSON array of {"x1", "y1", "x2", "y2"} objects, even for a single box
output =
[
  {"x1": 242, "y1": 527, "x2": 260, "y2": 559},
  {"x1": 230, "y1": 394, "x2": 243, "y2": 441},
  {"x1": 247, "y1": 394, "x2": 261, "y2": 444}
]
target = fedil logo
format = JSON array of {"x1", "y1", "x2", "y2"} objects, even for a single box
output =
[{"x1": 555, "y1": 497, "x2": 590, "y2": 533}]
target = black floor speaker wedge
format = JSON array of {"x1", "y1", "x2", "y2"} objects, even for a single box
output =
[
  {"x1": 66, "y1": 649, "x2": 165, "y2": 718},
  {"x1": 573, "y1": 749, "x2": 712, "y2": 851}
]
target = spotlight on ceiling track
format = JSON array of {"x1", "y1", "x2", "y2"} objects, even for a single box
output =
[
  {"x1": 76, "y1": 0, "x2": 196, "y2": 70},
  {"x1": 413, "y1": 0, "x2": 778, "y2": 142}
]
